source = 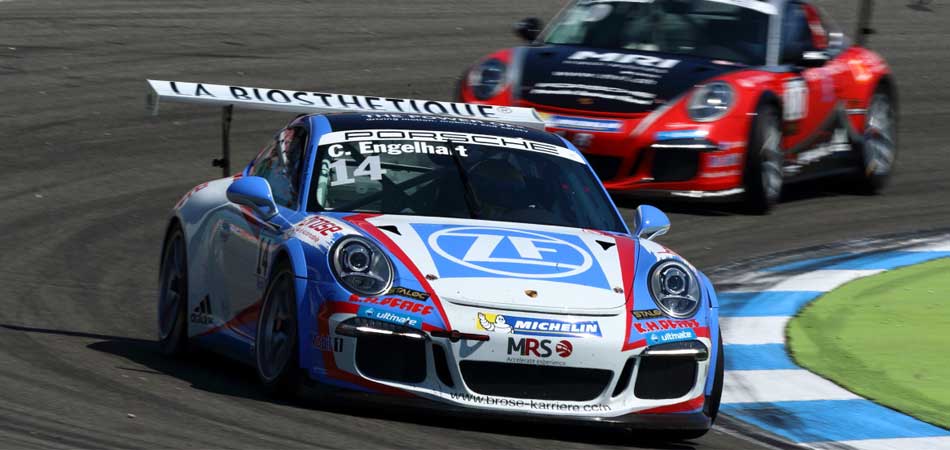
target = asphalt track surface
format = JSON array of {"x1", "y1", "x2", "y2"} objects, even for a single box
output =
[{"x1": 0, "y1": 0, "x2": 947, "y2": 448}]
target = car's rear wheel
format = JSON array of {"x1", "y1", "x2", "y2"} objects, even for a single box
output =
[
  {"x1": 158, "y1": 224, "x2": 189, "y2": 356},
  {"x1": 255, "y1": 260, "x2": 303, "y2": 395},
  {"x1": 855, "y1": 87, "x2": 897, "y2": 193},
  {"x1": 742, "y1": 103, "x2": 783, "y2": 214}
]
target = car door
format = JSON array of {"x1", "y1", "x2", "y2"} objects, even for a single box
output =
[
  {"x1": 778, "y1": 1, "x2": 845, "y2": 173},
  {"x1": 212, "y1": 125, "x2": 310, "y2": 339}
]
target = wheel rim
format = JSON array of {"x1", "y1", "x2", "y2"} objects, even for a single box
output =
[
  {"x1": 158, "y1": 234, "x2": 185, "y2": 341},
  {"x1": 258, "y1": 272, "x2": 296, "y2": 382},
  {"x1": 864, "y1": 94, "x2": 896, "y2": 176},
  {"x1": 760, "y1": 113, "x2": 784, "y2": 202}
]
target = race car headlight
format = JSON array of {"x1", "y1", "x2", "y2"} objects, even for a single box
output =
[
  {"x1": 649, "y1": 260, "x2": 702, "y2": 318},
  {"x1": 467, "y1": 58, "x2": 507, "y2": 100},
  {"x1": 331, "y1": 236, "x2": 394, "y2": 296},
  {"x1": 687, "y1": 82, "x2": 734, "y2": 122}
]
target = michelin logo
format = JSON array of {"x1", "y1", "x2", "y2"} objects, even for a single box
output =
[
  {"x1": 647, "y1": 329, "x2": 696, "y2": 345},
  {"x1": 477, "y1": 312, "x2": 601, "y2": 337}
]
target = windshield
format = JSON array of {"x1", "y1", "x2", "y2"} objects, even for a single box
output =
[
  {"x1": 543, "y1": 0, "x2": 774, "y2": 66},
  {"x1": 308, "y1": 129, "x2": 627, "y2": 233}
]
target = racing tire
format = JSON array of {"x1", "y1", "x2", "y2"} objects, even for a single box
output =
[
  {"x1": 158, "y1": 224, "x2": 190, "y2": 356},
  {"x1": 255, "y1": 260, "x2": 304, "y2": 396},
  {"x1": 742, "y1": 103, "x2": 784, "y2": 214},
  {"x1": 854, "y1": 86, "x2": 897, "y2": 193}
]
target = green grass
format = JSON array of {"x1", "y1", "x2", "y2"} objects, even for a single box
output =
[{"x1": 787, "y1": 257, "x2": 950, "y2": 429}]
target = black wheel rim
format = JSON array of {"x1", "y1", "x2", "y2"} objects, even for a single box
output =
[
  {"x1": 158, "y1": 234, "x2": 185, "y2": 341},
  {"x1": 864, "y1": 93, "x2": 896, "y2": 176},
  {"x1": 258, "y1": 272, "x2": 296, "y2": 382}
]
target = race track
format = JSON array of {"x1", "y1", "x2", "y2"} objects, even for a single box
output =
[{"x1": 0, "y1": 0, "x2": 947, "y2": 448}]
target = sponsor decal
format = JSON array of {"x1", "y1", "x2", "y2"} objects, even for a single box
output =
[
  {"x1": 708, "y1": 153, "x2": 742, "y2": 168},
  {"x1": 449, "y1": 392, "x2": 611, "y2": 412},
  {"x1": 506, "y1": 337, "x2": 573, "y2": 358},
  {"x1": 294, "y1": 216, "x2": 343, "y2": 245},
  {"x1": 149, "y1": 80, "x2": 535, "y2": 124},
  {"x1": 190, "y1": 296, "x2": 213, "y2": 325},
  {"x1": 313, "y1": 335, "x2": 344, "y2": 352},
  {"x1": 425, "y1": 226, "x2": 597, "y2": 280},
  {"x1": 346, "y1": 294, "x2": 433, "y2": 315},
  {"x1": 477, "y1": 312, "x2": 601, "y2": 338},
  {"x1": 655, "y1": 129, "x2": 708, "y2": 141},
  {"x1": 567, "y1": 51, "x2": 680, "y2": 69},
  {"x1": 645, "y1": 329, "x2": 696, "y2": 345},
  {"x1": 634, "y1": 319, "x2": 700, "y2": 334},
  {"x1": 386, "y1": 286, "x2": 429, "y2": 301},
  {"x1": 358, "y1": 305, "x2": 423, "y2": 328},
  {"x1": 529, "y1": 82, "x2": 654, "y2": 106},
  {"x1": 318, "y1": 129, "x2": 582, "y2": 163},
  {"x1": 632, "y1": 309, "x2": 664, "y2": 320},
  {"x1": 546, "y1": 115, "x2": 623, "y2": 133}
]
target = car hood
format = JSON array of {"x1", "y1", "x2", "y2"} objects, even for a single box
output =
[
  {"x1": 349, "y1": 215, "x2": 637, "y2": 316},
  {"x1": 517, "y1": 45, "x2": 743, "y2": 114}
]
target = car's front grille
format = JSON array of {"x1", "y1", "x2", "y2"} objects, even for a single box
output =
[
  {"x1": 634, "y1": 356, "x2": 698, "y2": 399},
  {"x1": 459, "y1": 361, "x2": 612, "y2": 401},
  {"x1": 651, "y1": 148, "x2": 701, "y2": 182},
  {"x1": 355, "y1": 334, "x2": 427, "y2": 383},
  {"x1": 584, "y1": 154, "x2": 624, "y2": 181}
]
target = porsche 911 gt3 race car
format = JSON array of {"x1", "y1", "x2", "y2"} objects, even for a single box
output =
[
  {"x1": 458, "y1": 0, "x2": 897, "y2": 212},
  {"x1": 148, "y1": 80, "x2": 723, "y2": 439}
]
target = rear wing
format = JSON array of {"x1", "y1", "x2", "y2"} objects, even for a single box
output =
[{"x1": 145, "y1": 79, "x2": 545, "y2": 175}]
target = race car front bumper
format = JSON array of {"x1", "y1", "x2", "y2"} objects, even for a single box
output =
[{"x1": 310, "y1": 303, "x2": 715, "y2": 430}]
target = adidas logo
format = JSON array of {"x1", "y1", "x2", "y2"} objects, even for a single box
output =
[{"x1": 190, "y1": 296, "x2": 213, "y2": 325}]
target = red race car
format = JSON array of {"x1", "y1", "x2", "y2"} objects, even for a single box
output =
[{"x1": 458, "y1": 0, "x2": 897, "y2": 212}]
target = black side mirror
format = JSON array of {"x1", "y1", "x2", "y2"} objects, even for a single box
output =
[{"x1": 514, "y1": 17, "x2": 542, "y2": 42}]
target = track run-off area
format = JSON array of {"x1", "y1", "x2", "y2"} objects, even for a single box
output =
[{"x1": 0, "y1": 0, "x2": 948, "y2": 449}]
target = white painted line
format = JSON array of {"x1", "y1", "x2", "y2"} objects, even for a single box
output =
[
  {"x1": 904, "y1": 241, "x2": 950, "y2": 252},
  {"x1": 722, "y1": 369, "x2": 861, "y2": 403},
  {"x1": 721, "y1": 316, "x2": 789, "y2": 345},
  {"x1": 807, "y1": 436, "x2": 950, "y2": 450},
  {"x1": 765, "y1": 269, "x2": 883, "y2": 292}
]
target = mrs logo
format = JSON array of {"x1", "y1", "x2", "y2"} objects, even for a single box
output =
[{"x1": 428, "y1": 227, "x2": 593, "y2": 278}]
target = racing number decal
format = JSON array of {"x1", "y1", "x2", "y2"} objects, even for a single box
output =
[
  {"x1": 329, "y1": 155, "x2": 387, "y2": 186},
  {"x1": 256, "y1": 236, "x2": 275, "y2": 277},
  {"x1": 783, "y1": 79, "x2": 808, "y2": 121}
]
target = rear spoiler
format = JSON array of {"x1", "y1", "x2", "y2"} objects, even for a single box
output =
[{"x1": 145, "y1": 79, "x2": 545, "y2": 175}]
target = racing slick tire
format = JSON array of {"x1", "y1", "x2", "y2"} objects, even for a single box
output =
[
  {"x1": 157, "y1": 223, "x2": 190, "y2": 356},
  {"x1": 855, "y1": 85, "x2": 898, "y2": 193},
  {"x1": 742, "y1": 103, "x2": 783, "y2": 214},
  {"x1": 255, "y1": 259, "x2": 304, "y2": 396}
]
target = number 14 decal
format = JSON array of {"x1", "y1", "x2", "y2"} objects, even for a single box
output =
[{"x1": 330, "y1": 155, "x2": 387, "y2": 186}]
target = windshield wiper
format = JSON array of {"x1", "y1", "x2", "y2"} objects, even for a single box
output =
[{"x1": 449, "y1": 148, "x2": 481, "y2": 219}]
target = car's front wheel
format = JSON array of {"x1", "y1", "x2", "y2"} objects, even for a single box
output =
[
  {"x1": 742, "y1": 103, "x2": 784, "y2": 214},
  {"x1": 255, "y1": 260, "x2": 303, "y2": 395},
  {"x1": 855, "y1": 86, "x2": 897, "y2": 193},
  {"x1": 158, "y1": 224, "x2": 189, "y2": 356}
]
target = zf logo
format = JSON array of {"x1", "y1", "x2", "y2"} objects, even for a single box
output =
[
  {"x1": 507, "y1": 337, "x2": 573, "y2": 358},
  {"x1": 428, "y1": 227, "x2": 593, "y2": 279}
]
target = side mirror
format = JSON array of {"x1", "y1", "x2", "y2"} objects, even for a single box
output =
[
  {"x1": 634, "y1": 205, "x2": 671, "y2": 240},
  {"x1": 227, "y1": 176, "x2": 279, "y2": 220},
  {"x1": 514, "y1": 17, "x2": 542, "y2": 42}
]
